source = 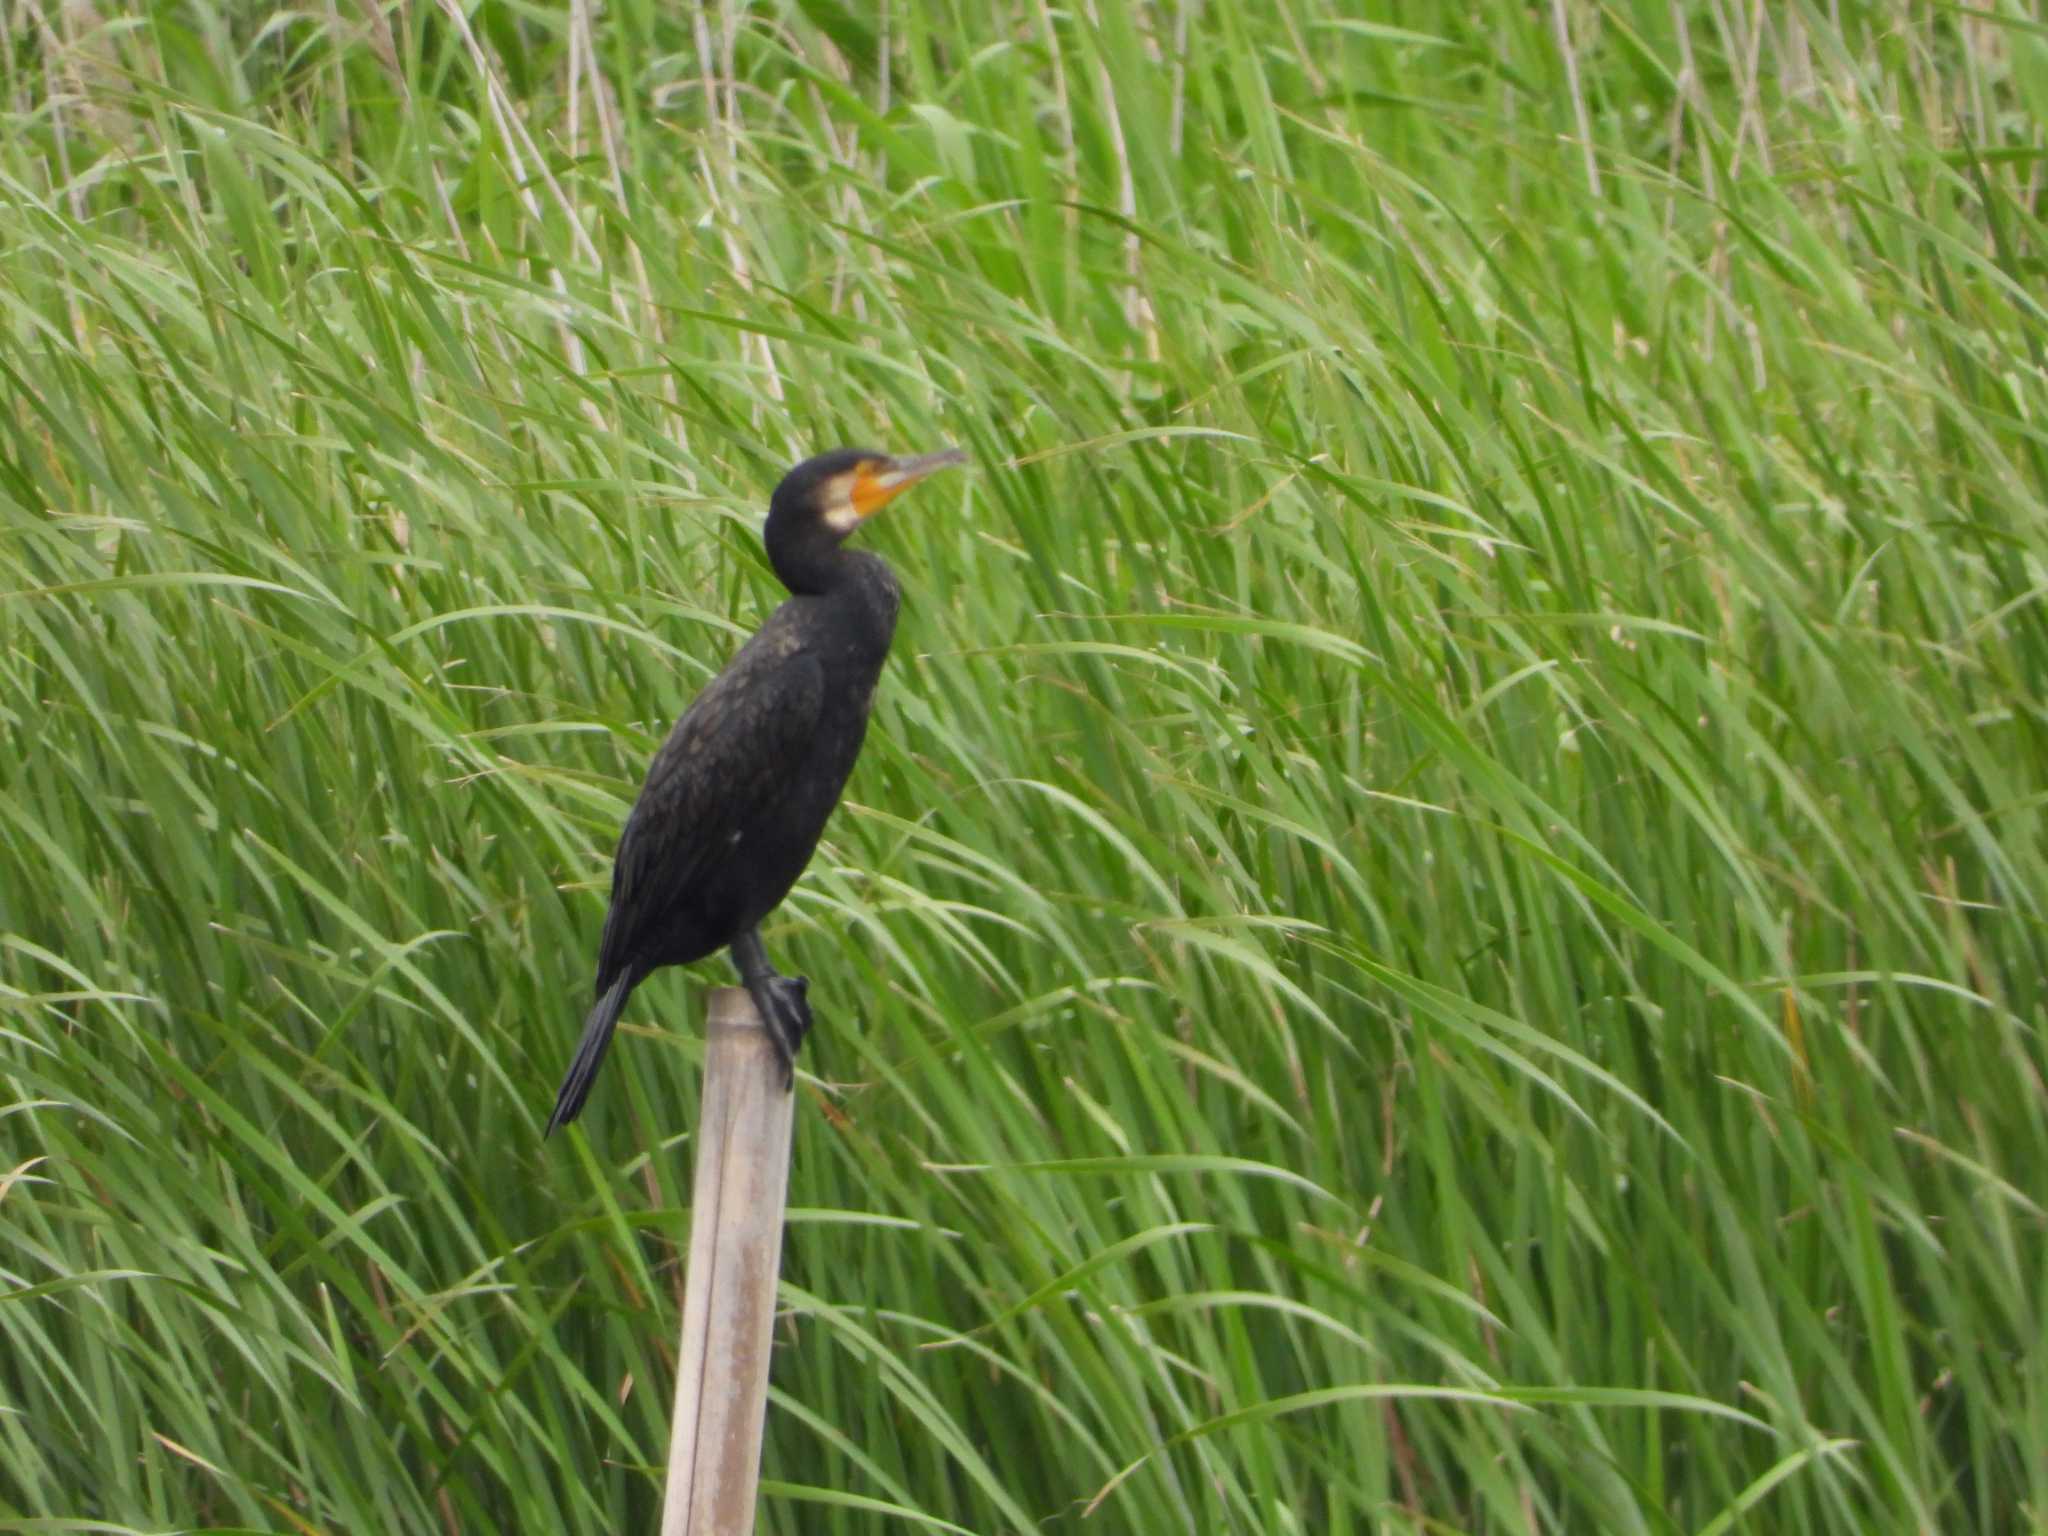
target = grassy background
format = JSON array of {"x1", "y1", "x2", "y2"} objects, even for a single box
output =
[{"x1": 3, "y1": 1, "x2": 2045, "y2": 1531}]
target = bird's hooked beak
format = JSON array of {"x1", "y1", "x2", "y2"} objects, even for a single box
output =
[{"x1": 849, "y1": 447, "x2": 970, "y2": 520}]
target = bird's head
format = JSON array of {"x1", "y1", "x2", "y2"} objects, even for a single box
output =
[{"x1": 765, "y1": 446, "x2": 968, "y2": 592}]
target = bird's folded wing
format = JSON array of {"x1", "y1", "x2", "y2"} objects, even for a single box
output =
[{"x1": 592, "y1": 631, "x2": 826, "y2": 986}]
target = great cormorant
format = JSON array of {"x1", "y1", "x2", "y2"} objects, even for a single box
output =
[{"x1": 545, "y1": 446, "x2": 968, "y2": 1134}]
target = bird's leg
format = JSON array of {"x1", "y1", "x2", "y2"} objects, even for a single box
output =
[{"x1": 729, "y1": 927, "x2": 812, "y2": 1091}]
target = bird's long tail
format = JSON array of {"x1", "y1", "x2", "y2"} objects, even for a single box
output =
[{"x1": 545, "y1": 969, "x2": 639, "y2": 1136}]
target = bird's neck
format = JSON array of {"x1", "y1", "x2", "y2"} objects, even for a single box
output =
[
  {"x1": 769, "y1": 548, "x2": 835, "y2": 596},
  {"x1": 786, "y1": 550, "x2": 900, "y2": 661},
  {"x1": 767, "y1": 523, "x2": 849, "y2": 597},
  {"x1": 770, "y1": 539, "x2": 889, "y2": 601}
]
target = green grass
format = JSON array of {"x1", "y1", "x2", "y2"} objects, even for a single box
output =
[{"x1": 3, "y1": 1, "x2": 2045, "y2": 1531}]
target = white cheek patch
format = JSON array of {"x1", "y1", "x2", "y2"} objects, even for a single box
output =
[{"x1": 821, "y1": 474, "x2": 864, "y2": 533}]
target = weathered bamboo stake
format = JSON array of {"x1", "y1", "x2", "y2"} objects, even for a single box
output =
[{"x1": 660, "y1": 986, "x2": 796, "y2": 1536}]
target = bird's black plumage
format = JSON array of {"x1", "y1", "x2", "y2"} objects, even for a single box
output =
[{"x1": 545, "y1": 446, "x2": 965, "y2": 1133}]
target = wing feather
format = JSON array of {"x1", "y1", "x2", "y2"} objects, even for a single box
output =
[{"x1": 592, "y1": 622, "x2": 824, "y2": 988}]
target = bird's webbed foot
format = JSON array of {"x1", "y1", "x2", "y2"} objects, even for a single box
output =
[
  {"x1": 731, "y1": 929, "x2": 812, "y2": 1091},
  {"x1": 747, "y1": 972, "x2": 811, "y2": 1090}
]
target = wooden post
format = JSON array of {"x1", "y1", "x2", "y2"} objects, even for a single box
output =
[{"x1": 660, "y1": 987, "x2": 796, "y2": 1536}]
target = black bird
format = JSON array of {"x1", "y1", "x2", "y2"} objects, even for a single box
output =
[{"x1": 545, "y1": 446, "x2": 968, "y2": 1134}]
